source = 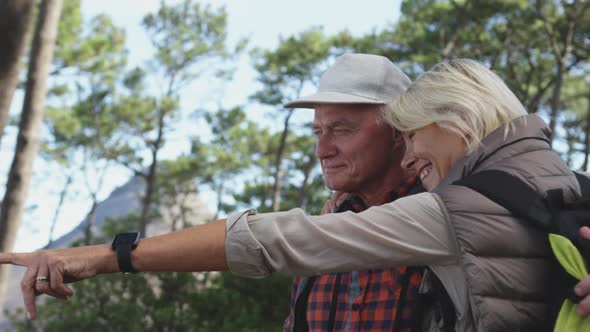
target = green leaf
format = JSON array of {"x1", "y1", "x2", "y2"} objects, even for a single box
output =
[
  {"x1": 549, "y1": 234, "x2": 590, "y2": 332},
  {"x1": 553, "y1": 299, "x2": 590, "y2": 332},
  {"x1": 549, "y1": 233, "x2": 588, "y2": 280}
]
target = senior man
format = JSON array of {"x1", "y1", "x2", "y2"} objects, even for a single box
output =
[{"x1": 282, "y1": 53, "x2": 423, "y2": 332}]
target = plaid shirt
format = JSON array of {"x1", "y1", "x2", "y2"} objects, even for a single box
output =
[{"x1": 284, "y1": 177, "x2": 423, "y2": 332}]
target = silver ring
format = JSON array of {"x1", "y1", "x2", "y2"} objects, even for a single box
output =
[{"x1": 36, "y1": 276, "x2": 48, "y2": 283}]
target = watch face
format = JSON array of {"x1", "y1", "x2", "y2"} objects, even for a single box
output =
[{"x1": 112, "y1": 232, "x2": 141, "y2": 247}]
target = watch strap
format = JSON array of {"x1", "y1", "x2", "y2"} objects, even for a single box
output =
[{"x1": 116, "y1": 244, "x2": 137, "y2": 273}]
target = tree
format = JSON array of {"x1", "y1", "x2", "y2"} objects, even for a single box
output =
[
  {"x1": 336, "y1": 0, "x2": 576, "y2": 114},
  {"x1": 338, "y1": 0, "x2": 589, "y2": 162},
  {"x1": 559, "y1": 72, "x2": 590, "y2": 170},
  {"x1": 190, "y1": 106, "x2": 273, "y2": 217},
  {"x1": 339, "y1": 0, "x2": 529, "y2": 74},
  {"x1": 0, "y1": 0, "x2": 36, "y2": 148},
  {"x1": 42, "y1": 7, "x2": 128, "y2": 244},
  {"x1": 251, "y1": 27, "x2": 332, "y2": 211},
  {"x1": 0, "y1": 0, "x2": 63, "y2": 305},
  {"x1": 534, "y1": 0, "x2": 589, "y2": 145},
  {"x1": 108, "y1": 0, "x2": 243, "y2": 235}
]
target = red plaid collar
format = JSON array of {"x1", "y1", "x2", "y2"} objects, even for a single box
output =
[
  {"x1": 285, "y1": 176, "x2": 424, "y2": 332},
  {"x1": 336, "y1": 176, "x2": 420, "y2": 212}
]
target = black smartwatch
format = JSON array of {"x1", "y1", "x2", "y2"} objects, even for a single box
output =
[{"x1": 111, "y1": 232, "x2": 141, "y2": 273}]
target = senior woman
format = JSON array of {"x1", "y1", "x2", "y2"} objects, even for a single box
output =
[{"x1": 0, "y1": 59, "x2": 584, "y2": 331}]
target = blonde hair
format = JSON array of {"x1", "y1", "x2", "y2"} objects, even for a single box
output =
[{"x1": 386, "y1": 59, "x2": 527, "y2": 152}]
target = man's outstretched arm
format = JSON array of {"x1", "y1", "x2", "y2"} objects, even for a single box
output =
[
  {"x1": 0, "y1": 219, "x2": 228, "y2": 320},
  {"x1": 1, "y1": 195, "x2": 453, "y2": 320}
]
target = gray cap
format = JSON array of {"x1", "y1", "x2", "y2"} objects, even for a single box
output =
[{"x1": 284, "y1": 53, "x2": 411, "y2": 109}]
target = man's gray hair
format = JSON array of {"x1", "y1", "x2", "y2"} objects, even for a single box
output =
[{"x1": 378, "y1": 104, "x2": 395, "y2": 127}]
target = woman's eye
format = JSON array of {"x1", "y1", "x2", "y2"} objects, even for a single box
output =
[{"x1": 407, "y1": 132, "x2": 415, "y2": 140}]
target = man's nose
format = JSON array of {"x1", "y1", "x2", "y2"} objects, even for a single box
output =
[{"x1": 315, "y1": 136, "x2": 337, "y2": 159}]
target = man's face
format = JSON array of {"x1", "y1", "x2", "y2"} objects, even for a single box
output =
[{"x1": 313, "y1": 104, "x2": 399, "y2": 193}]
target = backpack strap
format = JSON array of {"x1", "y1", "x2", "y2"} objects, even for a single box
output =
[
  {"x1": 293, "y1": 276, "x2": 315, "y2": 332},
  {"x1": 574, "y1": 172, "x2": 590, "y2": 198},
  {"x1": 454, "y1": 169, "x2": 590, "y2": 305},
  {"x1": 552, "y1": 172, "x2": 590, "y2": 262},
  {"x1": 452, "y1": 170, "x2": 552, "y2": 231}
]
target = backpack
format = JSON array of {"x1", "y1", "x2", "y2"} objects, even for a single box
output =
[{"x1": 453, "y1": 170, "x2": 590, "y2": 332}]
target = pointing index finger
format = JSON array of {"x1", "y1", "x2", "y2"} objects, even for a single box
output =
[{"x1": 0, "y1": 252, "x2": 30, "y2": 266}]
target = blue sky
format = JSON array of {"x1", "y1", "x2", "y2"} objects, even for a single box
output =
[{"x1": 3, "y1": 0, "x2": 402, "y2": 251}]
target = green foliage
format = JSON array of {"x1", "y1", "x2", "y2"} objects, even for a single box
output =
[
  {"x1": 559, "y1": 72, "x2": 590, "y2": 168},
  {"x1": 191, "y1": 106, "x2": 274, "y2": 214},
  {"x1": 142, "y1": 0, "x2": 236, "y2": 90},
  {"x1": 251, "y1": 27, "x2": 332, "y2": 105},
  {"x1": 52, "y1": 0, "x2": 82, "y2": 71},
  {"x1": 118, "y1": 0, "x2": 244, "y2": 235},
  {"x1": 41, "y1": 0, "x2": 127, "y2": 166},
  {"x1": 51, "y1": 0, "x2": 127, "y2": 81},
  {"x1": 191, "y1": 272, "x2": 292, "y2": 332}
]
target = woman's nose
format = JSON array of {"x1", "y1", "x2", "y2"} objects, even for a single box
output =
[{"x1": 401, "y1": 149, "x2": 417, "y2": 172}]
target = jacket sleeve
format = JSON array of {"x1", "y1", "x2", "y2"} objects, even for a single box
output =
[{"x1": 225, "y1": 192, "x2": 456, "y2": 277}]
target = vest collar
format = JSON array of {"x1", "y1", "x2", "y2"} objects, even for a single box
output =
[{"x1": 435, "y1": 114, "x2": 551, "y2": 190}]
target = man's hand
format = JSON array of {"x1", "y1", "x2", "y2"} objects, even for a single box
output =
[
  {"x1": 575, "y1": 226, "x2": 590, "y2": 316},
  {"x1": 321, "y1": 191, "x2": 349, "y2": 214},
  {"x1": 0, "y1": 244, "x2": 116, "y2": 320}
]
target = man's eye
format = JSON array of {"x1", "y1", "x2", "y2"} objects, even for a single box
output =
[{"x1": 407, "y1": 132, "x2": 415, "y2": 140}]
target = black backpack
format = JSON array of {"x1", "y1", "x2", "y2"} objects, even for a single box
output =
[{"x1": 453, "y1": 170, "x2": 590, "y2": 331}]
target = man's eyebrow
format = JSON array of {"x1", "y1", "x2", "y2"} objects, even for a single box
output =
[{"x1": 313, "y1": 120, "x2": 357, "y2": 129}]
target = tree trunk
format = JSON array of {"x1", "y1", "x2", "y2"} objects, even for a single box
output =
[
  {"x1": 0, "y1": 0, "x2": 62, "y2": 306},
  {"x1": 180, "y1": 193, "x2": 191, "y2": 229},
  {"x1": 583, "y1": 93, "x2": 590, "y2": 171},
  {"x1": 440, "y1": 26, "x2": 460, "y2": 60},
  {"x1": 548, "y1": 60, "x2": 565, "y2": 146},
  {"x1": 214, "y1": 181, "x2": 223, "y2": 220},
  {"x1": 169, "y1": 202, "x2": 179, "y2": 232},
  {"x1": 84, "y1": 200, "x2": 98, "y2": 245},
  {"x1": 139, "y1": 155, "x2": 157, "y2": 236},
  {"x1": 139, "y1": 110, "x2": 165, "y2": 235},
  {"x1": 565, "y1": 131, "x2": 574, "y2": 167},
  {"x1": 544, "y1": 3, "x2": 577, "y2": 146},
  {"x1": 297, "y1": 147, "x2": 318, "y2": 209},
  {"x1": 440, "y1": 1, "x2": 469, "y2": 60},
  {"x1": 271, "y1": 109, "x2": 294, "y2": 212},
  {"x1": 0, "y1": 0, "x2": 36, "y2": 148},
  {"x1": 47, "y1": 173, "x2": 72, "y2": 247}
]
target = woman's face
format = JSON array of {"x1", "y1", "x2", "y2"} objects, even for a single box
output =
[{"x1": 401, "y1": 124, "x2": 467, "y2": 191}]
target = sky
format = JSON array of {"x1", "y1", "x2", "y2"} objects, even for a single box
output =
[{"x1": 1, "y1": 0, "x2": 402, "y2": 252}]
